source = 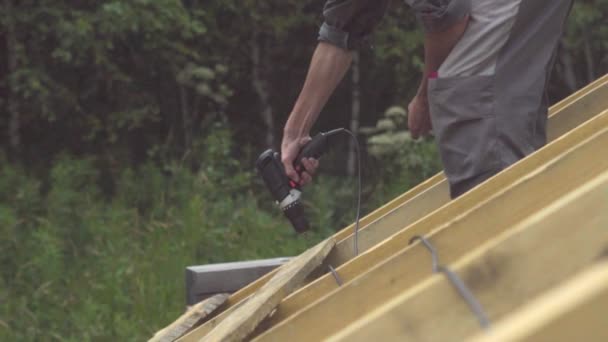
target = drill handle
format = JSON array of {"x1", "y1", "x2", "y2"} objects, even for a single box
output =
[{"x1": 294, "y1": 132, "x2": 329, "y2": 173}]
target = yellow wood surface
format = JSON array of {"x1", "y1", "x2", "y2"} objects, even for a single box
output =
[
  {"x1": 333, "y1": 172, "x2": 445, "y2": 243},
  {"x1": 210, "y1": 75, "x2": 608, "y2": 313},
  {"x1": 468, "y1": 261, "x2": 608, "y2": 342},
  {"x1": 174, "y1": 177, "x2": 443, "y2": 341},
  {"x1": 176, "y1": 296, "x2": 249, "y2": 342},
  {"x1": 247, "y1": 93, "x2": 608, "y2": 336},
  {"x1": 149, "y1": 294, "x2": 229, "y2": 342},
  {"x1": 252, "y1": 114, "x2": 608, "y2": 341},
  {"x1": 327, "y1": 169, "x2": 608, "y2": 342},
  {"x1": 332, "y1": 77, "x2": 608, "y2": 265},
  {"x1": 211, "y1": 168, "x2": 444, "y2": 309},
  {"x1": 551, "y1": 74, "x2": 608, "y2": 111},
  {"x1": 180, "y1": 238, "x2": 335, "y2": 342},
  {"x1": 549, "y1": 73, "x2": 608, "y2": 113},
  {"x1": 176, "y1": 75, "x2": 608, "y2": 341}
]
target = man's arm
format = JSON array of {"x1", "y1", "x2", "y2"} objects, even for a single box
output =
[
  {"x1": 281, "y1": 0, "x2": 390, "y2": 184},
  {"x1": 282, "y1": 42, "x2": 352, "y2": 183},
  {"x1": 418, "y1": 15, "x2": 470, "y2": 98},
  {"x1": 408, "y1": 1, "x2": 470, "y2": 138}
]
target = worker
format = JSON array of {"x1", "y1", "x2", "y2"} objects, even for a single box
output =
[{"x1": 280, "y1": 0, "x2": 573, "y2": 198}]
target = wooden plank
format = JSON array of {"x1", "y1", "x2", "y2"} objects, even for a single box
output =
[
  {"x1": 176, "y1": 176, "x2": 442, "y2": 339},
  {"x1": 179, "y1": 75, "x2": 608, "y2": 339},
  {"x1": 468, "y1": 261, "x2": 608, "y2": 342},
  {"x1": 327, "y1": 170, "x2": 608, "y2": 342},
  {"x1": 150, "y1": 294, "x2": 229, "y2": 342},
  {"x1": 179, "y1": 237, "x2": 335, "y2": 342},
  {"x1": 189, "y1": 75, "x2": 608, "y2": 324},
  {"x1": 549, "y1": 73, "x2": 608, "y2": 113},
  {"x1": 330, "y1": 77, "x2": 608, "y2": 266},
  {"x1": 548, "y1": 77, "x2": 608, "y2": 140},
  {"x1": 333, "y1": 172, "x2": 445, "y2": 243},
  {"x1": 252, "y1": 115, "x2": 608, "y2": 341},
  {"x1": 177, "y1": 297, "x2": 245, "y2": 341},
  {"x1": 249, "y1": 106, "x2": 608, "y2": 336},
  {"x1": 211, "y1": 172, "x2": 444, "y2": 310}
]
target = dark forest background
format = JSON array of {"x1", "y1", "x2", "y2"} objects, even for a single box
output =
[{"x1": 1, "y1": 0, "x2": 606, "y2": 340}]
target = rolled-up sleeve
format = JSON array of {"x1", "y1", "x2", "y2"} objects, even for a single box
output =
[
  {"x1": 405, "y1": 0, "x2": 471, "y2": 32},
  {"x1": 319, "y1": 0, "x2": 390, "y2": 50}
]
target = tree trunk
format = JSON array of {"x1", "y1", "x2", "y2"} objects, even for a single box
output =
[
  {"x1": 5, "y1": 0, "x2": 20, "y2": 154},
  {"x1": 179, "y1": 85, "x2": 192, "y2": 150},
  {"x1": 251, "y1": 31, "x2": 275, "y2": 148},
  {"x1": 559, "y1": 45, "x2": 578, "y2": 93},
  {"x1": 583, "y1": 35, "x2": 596, "y2": 84},
  {"x1": 347, "y1": 52, "x2": 360, "y2": 177}
]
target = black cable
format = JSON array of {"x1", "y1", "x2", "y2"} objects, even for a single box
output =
[
  {"x1": 340, "y1": 129, "x2": 362, "y2": 256},
  {"x1": 317, "y1": 128, "x2": 361, "y2": 255}
]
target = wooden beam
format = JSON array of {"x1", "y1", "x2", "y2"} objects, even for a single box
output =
[
  {"x1": 548, "y1": 77, "x2": 608, "y2": 140},
  {"x1": 252, "y1": 114, "x2": 608, "y2": 341},
  {"x1": 150, "y1": 294, "x2": 229, "y2": 342},
  {"x1": 327, "y1": 170, "x2": 608, "y2": 342},
  {"x1": 178, "y1": 75, "x2": 608, "y2": 339},
  {"x1": 179, "y1": 237, "x2": 335, "y2": 342},
  {"x1": 549, "y1": 73, "x2": 608, "y2": 113},
  {"x1": 334, "y1": 172, "x2": 445, "y2": 242},
  {"x1": 249, "y1": 105, "x2": 608, "y2": 336},
  {"x1": 250, "y1": 82, "x2": 608, "y2": 335},
  {"x1": 212, "y1": 172, "x2": 444, "y2": 309},
  {"x1": 468, "y1": 261, "x2": 608, "y2": 342},
  {"x1": 175, "y1": 174, "x2": 443, "y2": 340},
  {"x1": 330, "y1": 77, "x2": 608, "y2": 266},
  {"x1": 176, "y1": 296, "x2": 245, "y2": 341}
]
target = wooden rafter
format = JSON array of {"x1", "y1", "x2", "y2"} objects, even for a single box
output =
[
  {"x1": 177, "y1": 74, "x2": 608, "y2": 341},
  {"x1": 247, "y1": 87, "x2": 608, "y2": 336},
  {"x1": 468, "y1": 261, "x2": 608, "y2": 342},
  {"x1": 327, "y1": 169, "x2": 608, "y2": 341},
  {"x1": 179, "y1": 238, "x2": 335, "y2": 342},
  {"x1": 253, "y1": 113, "x2": 608, "y2": 341}
]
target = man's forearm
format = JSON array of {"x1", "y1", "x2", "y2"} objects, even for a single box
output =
[
  {"x1": 417, "y1": 15, "x2": 470, "y2": 97},
  {"x1": 284, "y1": 42, "x2": 353, "y2": 139}
]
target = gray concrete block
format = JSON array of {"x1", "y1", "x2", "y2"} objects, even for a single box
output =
[{"x1": 185, "y1": 257, "x2": 291, "y2": 305}]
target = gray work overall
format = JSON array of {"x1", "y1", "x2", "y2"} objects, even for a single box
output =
[{"x1": 319, "y1": 0, "x2": 573, "y2": 198}]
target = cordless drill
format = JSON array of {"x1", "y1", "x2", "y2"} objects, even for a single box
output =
[{"x1": 256, "y1": 129, "x2": 344, "y2": 233}]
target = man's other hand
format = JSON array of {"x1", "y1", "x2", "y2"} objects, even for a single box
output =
[
  {"x1": 408, "y1": 95, "x2": 433, "y2": 139},
  {"x1": 281, "y1": 135, "x2": 319, "y2": 186}
]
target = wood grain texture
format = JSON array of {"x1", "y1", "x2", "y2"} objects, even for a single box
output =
[
  {"x1": 327, "y1": 170, "x2": 608, "y2": 342},
  {"x1": 549, "y1": 73, "x2": 608, "y2": 113},
  {"x1": 253, "y1": 116, "x2": 608, "y2": 341},
  {"x1": 179, "y1": 238, "x2": 335, "y2": 342},
  {"x1": 333, "y1": 77, "x2": 608, "y2": 266},
  {"x1": 247, "y1": 91, "x2": 608, "y2": 337},
  {"x1": 177, "y1": 75, "x2": 608, "y2": 341},
  {"x1": 468, "y1": 261, "x2": 608, "y2": 342},
  {"x1": 150, "y1": 294, "x2": 229, "y2": 342}
]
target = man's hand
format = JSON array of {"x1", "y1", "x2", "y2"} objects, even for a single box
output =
[
  {"x1": 407, "y1": 14, "x2": 469, "y2": 140},
  {"x1": 408, "y1": 94, "x2": 432, "y2": 139},
  {"x1": 281, "y1": 135, "x2": 319, "y2": 186}
]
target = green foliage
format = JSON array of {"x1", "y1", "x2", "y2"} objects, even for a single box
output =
[
  {"x1": 0, "y1": 128, "x2": 331, "y2": 341},
  {"x1": 3, "y1": 0, "x2": 220, "y2": 155},
  {"x1": 363, "y1": 106, "x2": 442, "y2": 204},
  {"x1": 0, "y1": 1, "x2": 604, "y2": 340}
]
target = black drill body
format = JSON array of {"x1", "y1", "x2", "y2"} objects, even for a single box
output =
[{"x1": 256, "y1": 129, "x2": 343, "y2": 233}]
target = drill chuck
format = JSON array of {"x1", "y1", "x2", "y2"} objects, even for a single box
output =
[
  {"x1": 256, "y1": 150, "x2": 310, "y2": 232},
  {"x1": 256, "y1": 129, "x2": 344, "y2": 233},
  {"x1": 282, "y1": 196, "x2": 309, "y2": 233}
]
